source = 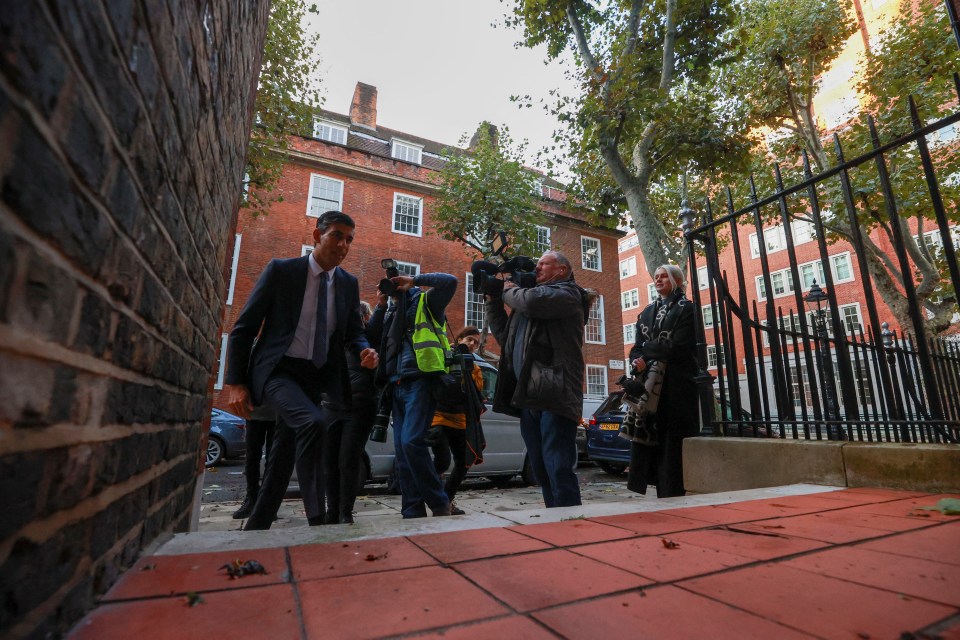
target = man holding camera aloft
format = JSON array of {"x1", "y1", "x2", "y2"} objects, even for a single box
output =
[
  {"x1": 378, "y1": 271, "x2": 462, "y2": 518},
  {"x1": 486, "y1": 251, "x2": 596, "y2": 508}
]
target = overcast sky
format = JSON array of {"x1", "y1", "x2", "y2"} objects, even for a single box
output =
[{"x1": 307, "y1": 0, "x2": 575, "y2": 171}]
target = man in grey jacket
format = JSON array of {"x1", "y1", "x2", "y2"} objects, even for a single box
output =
[{"x1": 486, "y1": 251, "x2": 594, "y2": 507}]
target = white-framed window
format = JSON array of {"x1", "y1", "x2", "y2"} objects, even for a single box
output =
[
  {"x1": 395, "y1": 261, "x2": 420, "y2": 277},
  {"x1": 623, "y1": 323, "x2": 636, "y2": 345},
  {"x1": 619, "y1": 235, "x2": 639, "y2": 252},
  {"x1": 621, "y1": 288, "x2": 640, "y2": 310},
  {"x1": 707, "y1": 344, "x2": 725, "y2": 369},
  {"x1": 392, "y1": 193, "x2": 423, "y2": 236},
  {"x1": 535, "y1": 225, "x2": 551, "y2": 254},
  {"x1": 391, "y1": 139, "x2": 423, "y2": 164},
  {"x1": 831, "y1": 252, "x2": 854, "y2": 283},
  {"x1": 464, "y1": 274, "x2": 486, "y2": 329},
  {"x1": 619, "y1": 256, "x2": 637, "y2": 279},
  {"x1": 585, "y1": 295, "x2": 605, "y2": 344},
  {"x1": 581, "y1": 236, "x2": 602, "y2": 271},
  {"x1": 647, "y1": 283, "x2": 657, "y2": 304},
  {"x1": 585, "y1": 364, "x2": 608, "y2": 398},
  {"x1": 749, "y1": 219, "x2": 816, "y2": 258},
  {"x1": 697, "y1": 265, "x2": 708, "y2": 290},
  {"x1": 932, "y1": 122, "x2": 959, "y2": 147},
  {"x1": 702, "y1": 305, "x2": 716, "y2": 328},
  {"x1": 799, "y1": 260, "x2": 826, "y2": 290},
  {"x1": 242, "y1": 171, "x2": 250, "y2": 202},
  {"x1": 215, "y1": 333, "x2": 228, "y2": 390},
  {"x1": 301, "y1": 244, "x2": 313, "y2": 257},
  {"x1": 313, "y1": 117, "x2": 348, "y2": 144},
  {"x1": 306, "y1": 174, "x2": 344, "y2": 217},
  {"x1": 840, "y1": 303, "x2": 862, "y2": 336},
  {"x1": 226, "y1": 233, "x2": 242, "y2": 305},
  {"x1": 762, "y1": 313, "x2": 801, "y2": 347}
]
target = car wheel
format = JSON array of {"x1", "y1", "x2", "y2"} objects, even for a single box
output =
[
  {"x1": 521, "y1": 457, "x2": 538, "y2": 486},
  {"x1": 487, "y1": 475, "x2": 513, "y2": 489},
  {"x1": 206, "y1": 436, "x2": 225, "y2": 467},
  {"x1": 598, "y1": 461, "x2": 627, "y2": 476}
]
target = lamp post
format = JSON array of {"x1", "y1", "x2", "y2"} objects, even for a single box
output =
[
  {"x1": 881, "y1": 322, "x2": 910, "y2": 442},
  {"x1": 804, "y1": 281, "x2": 841, "y2": 437}
]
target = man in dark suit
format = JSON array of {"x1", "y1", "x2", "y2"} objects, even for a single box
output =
[{"x1": 222, "y1": 210, "x2": 378, "y2": 530}]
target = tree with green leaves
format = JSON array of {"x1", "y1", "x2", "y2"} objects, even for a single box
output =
[
  {"x1": 505, "y1": 0, "x2": 751, "y2": 275},
  {"x1": 244, "y1": 0, "x2": 323, "y2": 215},
  {"x1": 432, "y1": 123, "x2": 548, "y2": 259},
  {"x1": 729, "y1": 0, "x2": 959, "y2": 335}
]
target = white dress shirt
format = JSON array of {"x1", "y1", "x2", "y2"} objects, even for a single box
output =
[{"x1": 285, "y1": 252, "x2": 336, "y2": 360}]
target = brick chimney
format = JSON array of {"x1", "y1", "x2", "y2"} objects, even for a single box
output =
[{"x1": 350, "y1": 82, "x2": 378, "y2": 130}]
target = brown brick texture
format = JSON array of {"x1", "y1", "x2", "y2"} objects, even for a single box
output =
[{"x1": 0, "y1": 2, "x2": 269, "y2": 637}]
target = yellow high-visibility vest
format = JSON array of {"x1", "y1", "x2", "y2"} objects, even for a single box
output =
[{"x1": 412, "y1": 293, "x2": 450, "y2": 373}]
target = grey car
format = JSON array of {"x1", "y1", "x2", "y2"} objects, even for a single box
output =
[
  {"x1": 362, "y1": 361, "x2": 535, "y2": 486},
  {"x1": 207, "y1": 408, "x2": 247, "y2": 467}
]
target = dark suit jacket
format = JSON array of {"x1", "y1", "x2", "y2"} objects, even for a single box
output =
[{"x1": 225, "y1": 256, "x2": 370, "y2": 406}]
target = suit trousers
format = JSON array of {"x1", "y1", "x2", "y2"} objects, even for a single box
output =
[
  {"x1": 323, "y1": 398, "x2": 376, "y2": 521},
  {"x1": 244, "y1": 357, "x2": 335, "y2": 530}
]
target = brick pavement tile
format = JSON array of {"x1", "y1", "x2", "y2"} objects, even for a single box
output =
[
  {"x1": 297, "y1": 565, "x2": 507, "y2": 639},
  {"x1": 838, "y1": 487, "x2": 934, "y2": 499},
  {"x1": 669, "y1": 526, "x2": 829, "y2": 561},
  {"x1": 454, "y1": 548, "x2": 648, "y2": 612},
  {"x1": 847, "y1": 495, "x2": 960, "y2": 523},
  {"x1": 408, "y1": 527, "x2": 551, "y2": 564},
  {"x1": 657, "y1": 505, "x2": 761, "y2": 525},
  {"x1": 101, "y1": 548, "x2": 288, "y2": 601},
  {"x1": 935, "y1": 618, "x2": 960, "y2": 640},
  {"x1": 589, "y1": 511, "x2": 710, "y2": 536},
  {"x1": 408, "y1": 615, "x2": 561, "y2": 639},
  {"x1": 571, "y1": 535, "x2": 755, "y2": 583},
  {"x1": 858, "y1": 523, "x2": 960, "y2": 566},
  {"x1": 289, "y1": 536, "x2": 437, "y2": 581},
  {"x1": 784, "y1": 545, "x2": 960, "y2": 607},
  {"x1": 507, "y1": 519, "x2": 636, "y2": 547},
  {"x1": 69, "y1": 584, "x2": 301, "y2": 640},
  {"x1": 681, "y1": 563, "x2": 955, "y2": 639},
  {"x1": 804, "y1": 509, "x2": 939, "y2": 534},
  {"x1": 734, "y1": 513, "x2": 893, "y2": 544},
  {"x1": 717, "y1": 497, "x2": 844, "y2": 517},
  {"x1": 533, "y1": 585, "x2": 817, "y2": 640}
]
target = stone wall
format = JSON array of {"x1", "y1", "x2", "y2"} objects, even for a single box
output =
[{"x1": 0, "y1": 2, "x2": 269, "y2": 637}]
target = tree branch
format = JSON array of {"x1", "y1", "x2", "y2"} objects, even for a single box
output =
[{"x1": 660, "y1": 0, "x2": 678, "y2": 90}]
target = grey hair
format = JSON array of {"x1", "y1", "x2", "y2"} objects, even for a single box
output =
[
  {"x1": 359, "y1": 300, "x2": 373, "y2": 321},
  {"x1": 545, "y1": 251, "x2": 574, "y2": 279},
  {"x1": 655, "y1": 264, "x2": 686, "y2": 294}
]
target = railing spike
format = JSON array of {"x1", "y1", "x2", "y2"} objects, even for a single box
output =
[{"x1": 907, "y1": 94, "x2": 922, "y2": 128}]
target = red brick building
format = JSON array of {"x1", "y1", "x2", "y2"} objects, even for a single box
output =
[{"x1": 213, "y1": 82, "x2": 626, "y2": 413}]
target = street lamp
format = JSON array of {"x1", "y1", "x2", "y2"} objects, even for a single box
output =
[
  {"x1": 881, "y1": 322, "x2": 909, "y2": 442},
  {"x1": 680, "y1": 199, "x2": 696, "y2": 236},
  {"x1": 804, "y1": 280, "x2": 841, "y2": 436}
]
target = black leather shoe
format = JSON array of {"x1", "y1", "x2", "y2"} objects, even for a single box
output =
[
  {"x1": 431, "y1": 502, "x2": 463, "y2": 517},
  {"x1": 307, "y1": 516, "x2": 325, "y2": 526},
  {"x1": 339, "y1": 511, "x2": 355, "y2": 524},
  {"x1": 232, "y1": 496, "x2": 254, "y2": 519}
]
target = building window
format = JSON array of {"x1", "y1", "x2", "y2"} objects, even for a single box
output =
[
  {"x1": 301, "y1": 244, "x2": 313, "y2": 257},
  {"x1": 215, "y1": 333, "x2": 228, "y2": 390},
  {"x1": 581, "y1": 236, "x2": 601, "y2": 271},
  {"x1": 831, "y1": 252, "x2": 853, "y2": 283},
  {"x1": 840, "y1": 303, "x2": 862, "y2": 336},
  {"x1": 647, "y1": 283, "x2": 657, "y2": 304},
  {"x1": 585, "y1": 295, "x2": 605, "y2": 344},
  {"x1": 707, "y1": 344, "x2": 725, "y2": 369},
  {"x1": 391, "y1": 139, "x2": 423, "y2": 164},
  {"x1": 697, "y1": 265, "x2": 708, "y2": 290},
  {"x1": 702, "y1": 305, "x2": 716, "y2": 328},
  {"x1": 313, "y1": 118, "x2": 348, "y2": 144},
  {"x1": 465, "y1": 274, "x2": 486, "y2": 329},
  {"x1": 621, "y1": 288, "x2": 640, "y2": 310},
  {"x1": 392, "y1": 193, "x2": 423, "y2": 236},
  {"x1": 623, "y1": 323, "x2": 636, "y2": 345},
  {"x1": 619, "y1": 256, "x2": 637, "y2": 279},
  {"x1": 226, "y1": 234, "x2": 242, "y2": 305},
  {"x1": 619, "y1": 234, "x2": 639, "y2": 252},
  {"x1": 585, "y1": 365, "x2": 608, "y2": 398},
  {"x1": 307, "y1": 174, "x2": 344, "y2": 217},
  {"x1": 395, "y1": 261, "x2": 420, "y2": 277},
  {"x1": 535, "y1": 225, "x2": 551, "y2": 254},
  {"x1": 799, "y1": 261, "x2": 825, "y2": 290}
]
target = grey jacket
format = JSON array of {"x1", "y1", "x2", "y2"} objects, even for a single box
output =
[{"x1": 486, "y1": 278, "x2": 591, "y2": 422}]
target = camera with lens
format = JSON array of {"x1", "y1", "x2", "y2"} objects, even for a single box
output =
[
  {"x1": 470, "y1": 231, "x2": 537, "y2": 297},
  {"x1": 617, "y1": 370, "x2": 647, "y2": 412},
  {"x1": 369, "y1": 387, "x2": 394, "y2": 443},
  {"x1": 377, "y1": 258, "x2": 402, "y2": 296}
]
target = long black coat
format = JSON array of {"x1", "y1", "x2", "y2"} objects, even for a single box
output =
[{"x1": 627, "y1": 291, "x2": 699, "y2": 497}]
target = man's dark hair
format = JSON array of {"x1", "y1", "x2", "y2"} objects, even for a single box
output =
[
  {"x1": 455, "y1": 326, "x2": 481, "y2": 342},
  {"x1": 316, "y1": 210, "x2": 355, "y2": 232}
]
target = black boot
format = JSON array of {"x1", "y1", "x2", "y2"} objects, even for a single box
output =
[
  {"x1": 233, "y1": 495, "x2": 255, "y2": 519},
  {"x1": 339, "y1": 507, "x2": 355, "y2": 524}
]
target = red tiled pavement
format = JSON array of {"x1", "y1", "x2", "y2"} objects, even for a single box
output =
[{"x1": 69, "y1": 488, "x2": 960, "y2": 639}]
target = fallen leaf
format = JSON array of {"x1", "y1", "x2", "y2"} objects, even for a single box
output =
[
  {"x1": 184, "y1": 592, "x2": 204, "y2": 607},
  {"x1": 661, "y1": 538, "x2": 680, "y2": 549},
  {"x1": 918, "y1": 498, "x2": 960, "y2": 515},
  {"x1": 364, "y1": 552, "x2": 389, "y2": 562},
  {"x1": 140, "y1": 563, "x2": 156, "y2": 571}
]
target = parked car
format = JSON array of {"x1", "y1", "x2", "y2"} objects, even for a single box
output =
[
  {"x1": 362, "y1": 360, "x2": 535, "y2": 487},
  {"x1": 207, "y1": 408, "x2": 246, "y2": 467},
  {"x1": 585, "y1": 391, "x2": 631, "y2": 476}
]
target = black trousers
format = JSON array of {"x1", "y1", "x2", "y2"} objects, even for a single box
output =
[
  {"x1": 439, "y1": 426, "x2": 468, "y2": 502},
  {"x1": 243, "y1": 419, "x2": 275, "y2": 499},
  {"x1": 244, "y1": 357, "x2": 337, "y2": 530},
  {"x1": 323, "y1": 398, "x2": 375, "y2": 520}
]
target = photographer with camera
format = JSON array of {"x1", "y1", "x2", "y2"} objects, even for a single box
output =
[
  {"x1": 377, "y1": 267, "x2": 461, "y2": 518},
  {"x1": 485, "y1": 250, "x2": 596, "y2": 508},
  {"x1": 624, "y1": 264, "x2": 697, "y2": 498}
]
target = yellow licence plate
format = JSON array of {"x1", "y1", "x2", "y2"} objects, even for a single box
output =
[{"x1": 600, "y1": 423, "x2": 620, "y2": 431}]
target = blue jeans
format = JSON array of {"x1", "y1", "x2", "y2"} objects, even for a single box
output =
[
  {"x1": 520, "y1": 408, "x2": 582, "y2": 508},
  {"x1": 393, "y1": 378, "x2": 448, "y2": 518}
]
